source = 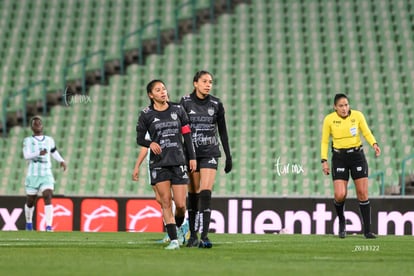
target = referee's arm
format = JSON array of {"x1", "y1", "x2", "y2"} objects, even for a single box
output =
[{"x1": 320, "y1": 117, "x2": 331, "y2": 161}]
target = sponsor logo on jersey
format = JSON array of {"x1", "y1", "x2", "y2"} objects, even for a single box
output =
[
  {"x1": 153, "y1": 117, "x2": 160, "y2": 123},
  {"x1": 126, "y1": 200, "x2": 163, "y2": 232},
  {"x1": 37, "y1": 198, "x2": 74, "y2": 231},
  {"x1": 189, "y1": 110, "x2": 196, "y2": 114},
  {"x1": 81, "y1": 199, "x2": 118, "y2": 232}
]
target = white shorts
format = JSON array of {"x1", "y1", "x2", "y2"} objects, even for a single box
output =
[{"x1": 25, "y1": 175, "x2": 55, "y2": 195}]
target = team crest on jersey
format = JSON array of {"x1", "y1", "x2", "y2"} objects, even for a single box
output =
[
  {"x1": 171, "y1": 112, "x2": 177, "y2": 120},
  {"x1": 151, "y1": 170, "x2": 157, "y2": 179},
  {"x1": 208, "y1": 107, "x2": 214, "y2": 116}
]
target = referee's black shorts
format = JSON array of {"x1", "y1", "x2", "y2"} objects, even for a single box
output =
[{"x1": 331, "y1": 147, "x2": 368, "y2": 181}]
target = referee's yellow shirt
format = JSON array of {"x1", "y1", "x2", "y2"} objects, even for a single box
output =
[{"x1": 320, "y1": 110, "x2": 377, "y2": 160}]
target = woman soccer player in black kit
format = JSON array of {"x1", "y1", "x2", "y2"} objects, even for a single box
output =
[
  {"x1": 136, "y1": 80, "x2": 197, "y2": 250},
  {"x1": 180, "y1": 70, "x2": 232, "y2": 248},
  {"x1": 321, "y1": 93, "x2": 381, "y2": 239}
]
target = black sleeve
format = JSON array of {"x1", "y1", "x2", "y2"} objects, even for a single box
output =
[
  {"x1": 183, "y1": 131, "x2": 196, "y2": 160},
  {"x1": 136, "y1": 112, "x2": 151, "y2": 148},
  {"x1": 217, "y1": 102, "x2": 231, "y2": 159},
  {"x1": 178, "y1": 105, "x2": 196, "y2": 160}
]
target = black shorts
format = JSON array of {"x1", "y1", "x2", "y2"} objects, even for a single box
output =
[
  {"x1": 331, "y1": 148, "x2": 368, "y2": 181},
  {"x1": 149, "y1": 166, "x2": 190, "y2": 185},
  {"x1": 195, "y1": 157, "x2": 219, "y2": 172}
]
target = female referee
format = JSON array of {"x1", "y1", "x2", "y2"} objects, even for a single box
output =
[
  {"x1": 321, "y1": 93, "x2": 381, "y2": 239},
  {"x1": 136, "y1": 80, "x2": 196, "y2": 250}
]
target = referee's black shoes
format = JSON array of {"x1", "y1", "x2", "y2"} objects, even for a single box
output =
[{"x1": 364, "y1": 232, "x2": 377, "y2": 239}]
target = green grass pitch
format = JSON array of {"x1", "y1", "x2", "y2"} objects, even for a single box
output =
[{"x1": 0, "y1": 231, "x2": 412, "y2": 275}]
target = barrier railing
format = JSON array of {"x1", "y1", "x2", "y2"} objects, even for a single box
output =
[
  {"x1": 62, "y1": 49, "x2": 106, "y2": 99},
  {"x1": 119, "y1": 20, "x2": 161, "y2": 74},
  {"x1": 2, "y1": 79, "x2": 49, "y2": 137},
  {"x1": 401, "y1": 154, "x2": 414, "y2": 196},
  {"x1": 368, "y1": 171, "x2": 385, "y2": 195},
  {"x1": 2, "y1": 91, "x2": 23, "y2": 137},
  {"x1": 27, "y1": 80, "x2": 49, "y2": 116},
  {"x1": 174, "y1": 0, "x2": 197, "y2": 42}
]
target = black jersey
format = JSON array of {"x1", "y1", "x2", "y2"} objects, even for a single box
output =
[
  {"x1": 136, "y1": 103, "x2": 191, "y2": 169},
  {"x1": 180, "y1": 92, "x2": 226, "y2": 158}
]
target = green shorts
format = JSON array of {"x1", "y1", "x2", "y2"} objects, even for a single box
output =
[{"x1": 25, "y1": 175, "x2": 55, "y2": 195}]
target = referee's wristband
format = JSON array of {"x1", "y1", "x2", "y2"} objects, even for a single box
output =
[{"x1": 321, "y1": 159, "x2": 327, "y2": 164}]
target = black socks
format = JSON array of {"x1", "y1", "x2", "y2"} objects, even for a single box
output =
[
  {"x1": 334, "y1": 200, "x2": 345, "y2": 223},
  {"x1": 359, "y1": 200, "x2": 371, "y2": 234},
  {"x1": 199, "y1": 190, "x2": 212, "y2": 240},
  {"x1": 187, "y1": 192, "x2": 199, "y2": 236},
  {"x1": 166, "y1": 223, "x2": 177, "y2": 240}
]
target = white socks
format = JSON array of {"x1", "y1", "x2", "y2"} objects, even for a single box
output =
[
  {"x1": 44, "y1": 204, "x2": 53, "y2": 227},
  {"x1": 25, "y1": 204, "x2": 34, "y2": 223}
]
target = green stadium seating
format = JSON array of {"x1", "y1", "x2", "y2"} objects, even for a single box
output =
[{"x1": 1, "y1": 0, "x2": 413, "y2": 197}]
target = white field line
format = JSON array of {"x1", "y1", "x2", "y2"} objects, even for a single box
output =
[{"x1": 0, "y1": 238, "x2": 278, "y2": 247}]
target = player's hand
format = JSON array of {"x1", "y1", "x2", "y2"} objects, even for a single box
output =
[
  {"x1": 60, "y1": 162, "x2": 67, "y2": 171},
  {"x1": 322, "y1": 162, "x2": 330, "y2": 175},
  {"x1": 150, "y1": 142, "x2": 162, "y2": 155},
  {"x1": 373, "y1": 143, "x2": 381, "y2": 157},
  {"x1": 39, "y1": 149, "x2": 47, "y2": 156},
  {"x1": 132, "y1": 167, "x2": 139, "y2": 181},
  {"x1": 224, "y1": 157, "x2": 232, "y2": 173},
  {"x1": 188, "y1": 159, "x2": 197, "y2": 173}
]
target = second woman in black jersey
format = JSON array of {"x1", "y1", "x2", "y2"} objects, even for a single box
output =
[
  {"x1": 136, "y1": 79, "x2": 196, "y2": 250},
  {"x1": 180, "y1": 71, "x2": 232, "y2": 248}
]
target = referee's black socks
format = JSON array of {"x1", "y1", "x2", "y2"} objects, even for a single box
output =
[
  {"x1": 199, "y1": 190, "x2": 212, "y2": 240},
  {"x1": 333, "y1": 200, "x2": 345, "y2": 223},
  {"x1": 359, "y1": 200, "x2": 372, "y2": 234}
]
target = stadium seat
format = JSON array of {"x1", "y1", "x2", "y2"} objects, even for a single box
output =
[{"x1": 1, "y1": 0, "x2": 413, "y2": 197}]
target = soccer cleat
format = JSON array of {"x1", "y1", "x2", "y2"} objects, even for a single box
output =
[
  {"x1": 181, "y1": 220, "x2": 189, "y2": 240},
  {"x1": 198, "y1": 237, "x2": 213, "y2": 249},
  {"x1": 186, "y1": 236, "x2": 199, "y2": 248},
  {"x1": 25, "y1": 222, "x2": 33, "y2": 231},
  {"x1": 177, "y1": 228, "x2": 185, "y2": 246},
  {"x1": 338, "y1": 220, "x2": 346, "y2": 239},
  {"x1": 177, "y1": 221, "x2": 189, "y2": 245},
  {"x1": 156, "y1": 233, "x2": 170, "y2": 244},
  {"x1": 164, "y1": 240, "x2": 180, "y2": 250},
  {"x1": 45, "y1": 226, "x2": 53, "y2": 232},
  {"x1": 364, "y1": 232, "x2": 377, "y2": 239}
]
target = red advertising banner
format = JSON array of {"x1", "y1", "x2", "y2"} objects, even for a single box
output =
[
  {"x1": 36, "y1": 198, "x2": 73, "y2": 231},
  {"x1": 80, "y1": 199, "x2": 118, "y2": 232},
  {"x1": 126, "y1": 199, "x2": 164, "y2": 232}
]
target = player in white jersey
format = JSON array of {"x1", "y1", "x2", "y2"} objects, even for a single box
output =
[{"x1": 23, "y1": 116, "x2": 67, "y2": 231}]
